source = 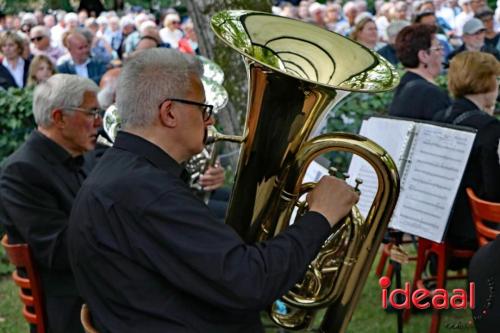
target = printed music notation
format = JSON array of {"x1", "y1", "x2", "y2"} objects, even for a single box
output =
[{"x1": 348, "y1": 117, "x2": 476, "y2": 243}]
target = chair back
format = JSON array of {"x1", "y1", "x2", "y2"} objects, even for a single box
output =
[
  {"x1": 81, "y1": 304, "x2": 99, "y2": 333},
  {"x1": 466, "y1": 187, "x2": 500, "y2": 246},
  {"x1": 1, "y1": 235, "x2": 46, "y2": 333}
]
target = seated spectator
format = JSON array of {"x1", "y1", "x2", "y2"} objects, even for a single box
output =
[
  {"x1": 323, "y1": 3, "x2": 342, "y2": 32},
  {"x1": 178, "y1": 20, "x2": 199, "y2": 55},
  {"x1": 446, "y1": 18, "x2": 500, "y2": 65},
  {"x1": 159, "y1": 12, "x2": 183, "y2": 49},
  {"x1": 476, "y1": 7, "x2": 500, "y2": 52},
  {"x1": 377, "y1": 20, "x2": 410, "y2": 66},
  {"x1": 27, "y1": 54, "x2": 56, "y2": 86},
  {"x1": 414, "y1": 10, "x2": 453, "y2": 58},
  {"x1": 0, "y1": 31, "x2": 30, "y2": 89},
  {"x1": 433, "y1": 51, "x2": 500, "y2": 251},
  {"x1": 336, "y1": 1, "x2": 359, "y2": 36},
  {"x1": 350, "y1": 14, "x2": 383, "y2": 50},
  {"x1": 0, "y1": 74, "x2": 101, "y2": 333},
  {"x1": 29, "y1": 25, "x2": 65, "y2": 64},
  {"x1": 389, "y1": 24, "x2": 451, "y2": 120},
  {"x1": 455, "y1": 0, "x2": 474, "y2": 36},
  {"x1": 57, "y1": 29, "x2": 108, "y2": 84}
]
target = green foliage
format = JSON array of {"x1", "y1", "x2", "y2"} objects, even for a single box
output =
[
  {"x1": 324, "y1": 89, "x2": 395, "y2": 171},
  {"x1": 0, "y1": 88, "x2": 35, "y2": 165}
]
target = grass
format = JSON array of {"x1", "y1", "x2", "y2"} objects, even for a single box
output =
[{"x1": 0, "y1": 243, "x2": 476, "y2": 333}]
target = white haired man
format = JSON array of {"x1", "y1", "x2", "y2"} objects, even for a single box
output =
[
  {"x1": 0, "y1": 74, "x2": 101, "y2": 333},
  {"x1": 30, "y1": 25, "x2": 65, "y2": 64},
  {"x1": 67, "y1": 48, "x2": 358, "y2": 332}
]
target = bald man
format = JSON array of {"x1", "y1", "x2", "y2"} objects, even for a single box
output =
[{"x1": 57, "y1": 29, "x2": 108, "y2": 84}]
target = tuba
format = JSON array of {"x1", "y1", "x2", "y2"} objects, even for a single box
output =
[{"x1": 209, "y1": 10, "x2": 400, "y2": 332}]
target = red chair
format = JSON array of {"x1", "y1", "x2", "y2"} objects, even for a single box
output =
[
  {"x1": 404, "y1": 238, "x2": 475, "y2": 333},
  {"x1": 466, "y1": 187, "x2": 500, "y2": 247},
  {"x1": 1, "y1": 234, "x2": 47, "y2": 333}
]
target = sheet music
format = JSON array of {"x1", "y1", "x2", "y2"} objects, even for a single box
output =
[
  {"x1": 389, "y1": 123, "x2": 476, "y2": 242},
  {"x1": 347, "y1": 117, "x2": 414, "y2": 217}
]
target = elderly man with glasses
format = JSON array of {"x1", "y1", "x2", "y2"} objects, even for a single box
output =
[
  {"x1": 0, "y1": 74, "x2": 101, "y2": 333},
  {"x1": 29, "y1": 25, "x2": 65, "y2": 64},
  {"x1": 67, "y1": 48, "x2": 358, "y2": 333}
]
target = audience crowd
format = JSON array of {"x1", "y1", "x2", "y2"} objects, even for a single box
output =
[{"x1": 0, "y1": 0, "x2": 497, "y2": 88}]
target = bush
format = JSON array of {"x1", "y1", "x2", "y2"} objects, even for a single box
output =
[
  {"x1": 0, "y1": 88, "x2": 35, "y2": 164},
  {"x1": 0, "y1": 87, "x2": 34, "y2": 238}
]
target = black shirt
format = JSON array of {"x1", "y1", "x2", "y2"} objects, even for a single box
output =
[
  {"x1": 68, "y1": 131, "x2": 332, "y2": 333},
  {"x1": 389, "y1": 71, "x2": 451, "y2": 121}
]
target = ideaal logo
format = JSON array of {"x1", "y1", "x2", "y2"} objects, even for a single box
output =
[{"x1": 379, "y1": 277, "x2": 475, "y2": 310}]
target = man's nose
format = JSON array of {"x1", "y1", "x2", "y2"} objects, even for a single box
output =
[{"x1": 205, "y1": 115, "x2": 215, "y2": 126}]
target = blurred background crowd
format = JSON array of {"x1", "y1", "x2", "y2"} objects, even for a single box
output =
[{"x1": 0, "y1": 0, "x2": 498, "y2": 90}]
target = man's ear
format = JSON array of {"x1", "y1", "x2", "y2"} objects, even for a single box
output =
[
  {"x1": 159, "y1": 100, "x2": 176, "y2": 127},
  {"x1": 51, "y1": 109, "x2": 66, "y2": 128}
]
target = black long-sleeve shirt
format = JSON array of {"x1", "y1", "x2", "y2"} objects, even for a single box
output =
[{"x1": 68, "y1": 131, "x2": 332, "y2": 333}]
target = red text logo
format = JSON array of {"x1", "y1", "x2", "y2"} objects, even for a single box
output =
[{"x1": 379, "y1": 276, "x2": 475, "y2": 310}]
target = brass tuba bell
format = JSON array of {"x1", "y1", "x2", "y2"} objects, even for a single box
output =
[{"x1": 210, "y1": 10, "x2": 400, "y2": 332}]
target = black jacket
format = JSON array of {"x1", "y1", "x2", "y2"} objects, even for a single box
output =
[
  {"x1": 0, "y1": 58, "x2": 30, "y2": 90},
  {"x1": 434, "y1": 98, "x2": 500, "y2": 249},
  {"x1": 389, "y1": 71, "x2": 451, "y2": 121},
  {"x1": 0, "y1": 130, "x2": 89, "y2": 333}
]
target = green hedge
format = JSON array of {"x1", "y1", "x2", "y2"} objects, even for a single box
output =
[{"x1": 0, "y1": 87, "x2": 34, "y2": 239}]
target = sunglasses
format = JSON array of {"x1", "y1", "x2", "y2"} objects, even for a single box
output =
[{"x1": 30, "y1": 36, "x2": 44, "y2": 42}]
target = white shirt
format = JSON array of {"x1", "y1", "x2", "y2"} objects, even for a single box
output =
[
  {"x1": 74, "y1": 59, "x2": 90, "y2": 78},
  {"x1": 159, "y1": 28, "x2": 183, "y2": 49},
  {"x1": 2, "y1": 57, "x2": 25, "y2": 88}
]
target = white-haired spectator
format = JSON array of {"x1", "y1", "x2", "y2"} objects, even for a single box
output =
[
  {"x1": 78, "y1": 9, "x2": 88, "y2": 27},
  {"x1": 278, "y1": 2, "x2": 298, "y2": 18},
  {"x1": 96, "y1": 15, "x2": 108, "y2": 39},
  {"x1": 123, "y1": 13, "x2": 150, "y2": 56},
  {"x1": 324, "y1": 3, "x2": 342, "y2": 32},
  {"x1": 20, "y1": 13, "x2": 37, "y2": 34},
  {"x1": 30, "y1": 25, "x2": 65, "y2": 64},
  {"x1": 308, "y1": 2, "x2": 326, "y2": 28},
  {"x1": 355, "y1": 0, "x2": 368, "y2": 13},
  {"x1": 336, "y1": 1, "x2": 359, "y2": 36},
  {"x1": 391, "y1": 1, "x2": 409, "y2": 21},
  {"x1": 159, "y1": 13, "x2": 183, "y2": 48},
  {"x1": 103, "y1": 16, "x2": 122, "y2": 51},
  {"x1": 58, "y1": 29, "x2": 109, "y2": 84},
  {"x1": 50, "y1": 11, "x2": 66, "y2": 48},
  {"x1": 64, "y1": 12, "x2": 79, "y2": 30},
  {"x1": 470, "y1": 0, "x2": 486, "y2": 14},
  {"x1": 375, "y1": 2, "x2": 393, "y2": 42},
  {"x1": 377, "y1": 20, "x2": 410, "y2": 65},
  {"x1": 43, "y1": 14, "x2": 55, "y2": 29},
  {"x1": 456, "y1": 0, "x2": 475, "y2": 36}
]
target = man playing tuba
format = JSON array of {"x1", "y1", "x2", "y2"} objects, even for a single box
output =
[{"x1": 67, "y1": 48, "x2": 358, "y2": 333}]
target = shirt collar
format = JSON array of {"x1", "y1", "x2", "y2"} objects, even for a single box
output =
[
  {"x1": 2, "y1": 57, "x2": 24, "y2": 70},
  {"x1": 113, "y1": 131, "x2": 185, "y2": 178},
  {"x1": 72, "y1": 57, "x2": 91, "y2": 67},
  {"x1": 30, "y1": 130, "x2": 81, "y2": 166}
]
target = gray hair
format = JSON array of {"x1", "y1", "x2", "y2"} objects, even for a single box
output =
[
  {"x1": 117, "y1": 48, "x2": 203, "y2": 129},
  {"x1": 33, "y1": 74, "x2": 99, "y2": 127},
  {"x1": 98, "y1": 83, "x2": 116, "y2": 109}
]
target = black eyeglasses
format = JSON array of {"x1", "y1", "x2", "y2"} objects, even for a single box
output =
[
  {"x1": 64, "y1": 107, "x2": 104, "y2": 120},
  {"x1": 30, "y1": 36, "x2": 44, "y2": 42},
  {"x1": 161, "y1": 98, "x2": 214, "y2": 121}
]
